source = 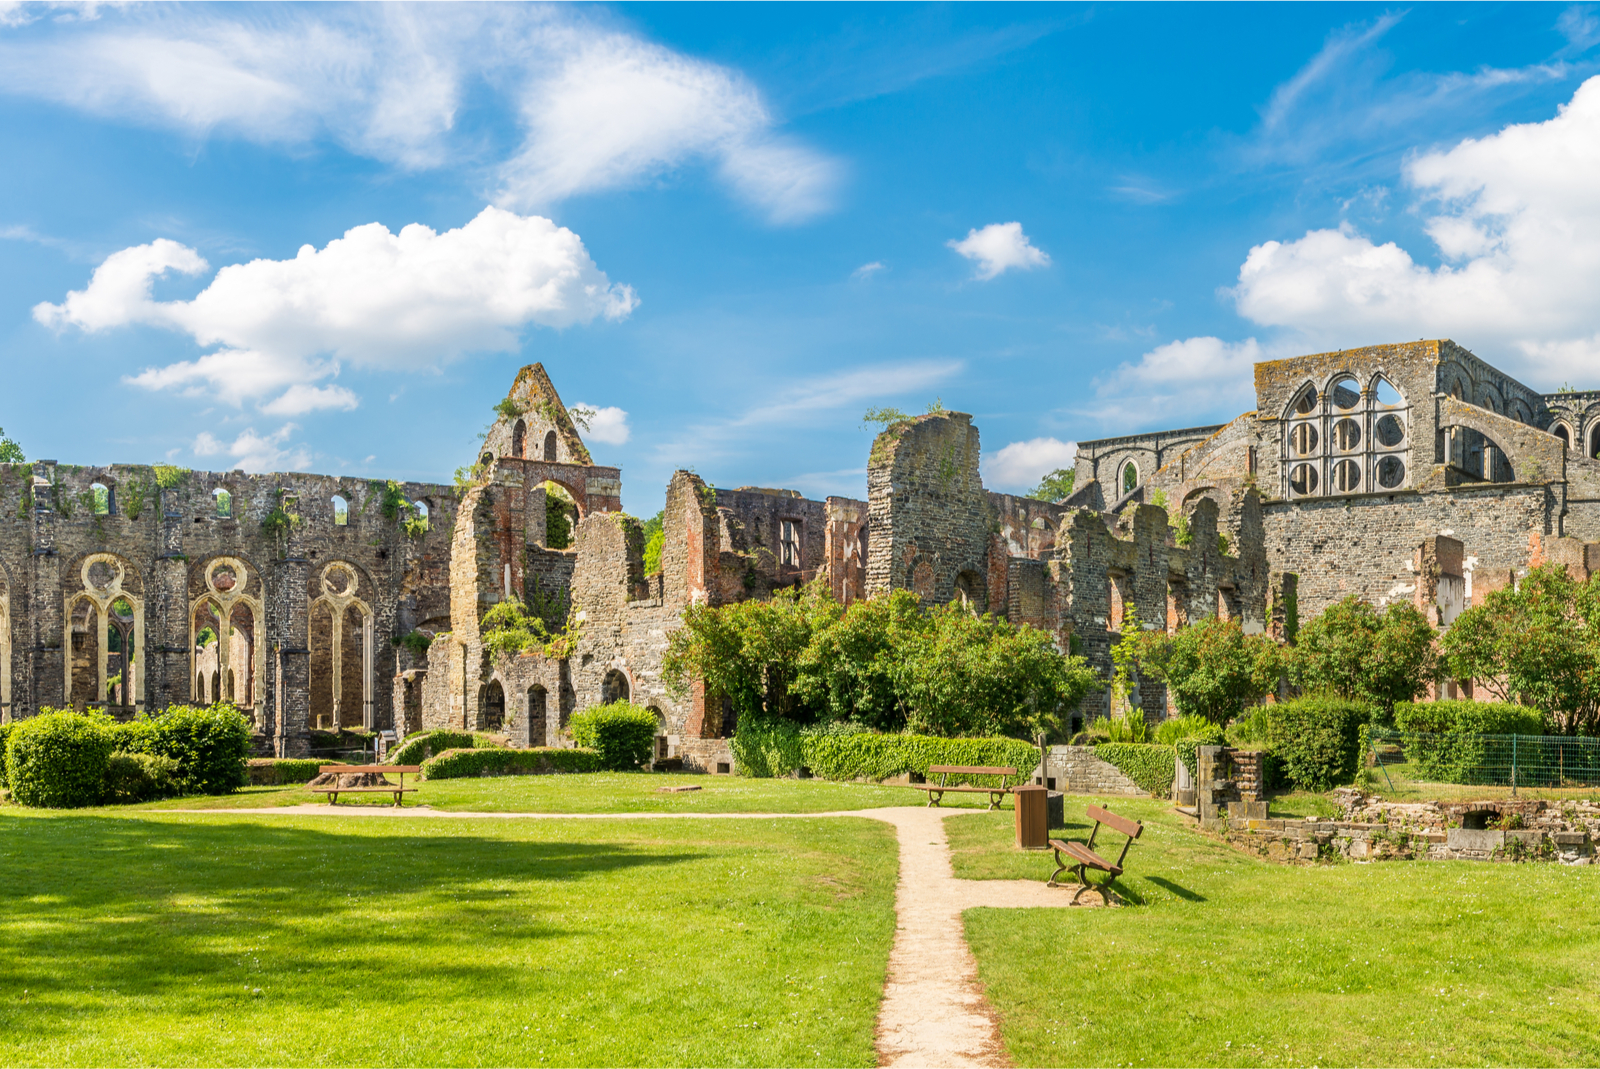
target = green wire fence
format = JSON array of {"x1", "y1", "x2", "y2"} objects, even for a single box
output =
[{"x1": 1369, "y1": 730, "x2": 1600, "y2": 795}]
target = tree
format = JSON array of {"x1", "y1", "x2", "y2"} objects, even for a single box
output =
[
  {"x1": 792, "y1": 589, "x2": 925, "y2": 731},
  {"x1": 1440, "y1": 563, "x2": 1600, "y2": 735},
  {"x1": 641, "y1": 510, "x2": 664, "y2": 575},
  {"x1": 1027, "y1": 468, "x2": 1075, "y2": 502},
  {"x1": 1115, "y1": 615, "x2": 1283, "y2": 724},
  {"x1": 0, "y1": 425, "x2": 23, "y2": 464},
  {"x1": 1292, "y1": 597, "x2": 1436, "y2": 719}
]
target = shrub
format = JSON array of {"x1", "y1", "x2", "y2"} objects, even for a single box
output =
[
  {"x1": 115, "y1": 704, "x2": 251, "y2": 795},
  {"x1": 1260, "y1": 697, "x2": 1368, "y2": 791},
  {"x1": 1094, "y1": 742, "x2": 1176, "y2": 797},
  {"x1": 1115, "y1": 616, "x2": 1284, "y2": 724},
  {"x1": 1393, "y1": 700, "x2": 1545, "y2": 736},
  {"x1": 421, "y1": 747, "x2": 602, "y2": 779},
  {"x1": 730, "y1": 719, "x2": 807, "y2": 778},
  {"x1": 1292, "y1": 598, "x2": 1436, "y2": 721},
  {"x1": 796, "y1": 733, "x2": 1038, "y2": 784},
  {"x1": 1158, "y1": 715, "x2": 1228, "y2": 780},
  {"x1": 247, "y1": 758, "x2": 330, "y2": 786},
  {"x1": 387, "y1": 731, "x2": 489, "y2": 766},
  {"x1": 569, "y1": 702, "x2": 657, "y2": 771},
  {"x1": 103, "y1": 752, "x2": 182, "y2": 804},
  {"x1": 0, "y1": 721, "x2": 12, "y2": 789},
  {"x1": 7, "y1": 711, "x2": 114, "y2": 808}
]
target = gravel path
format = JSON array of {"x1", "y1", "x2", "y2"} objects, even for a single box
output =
[{"x1": 185, "y1": 801, "x2": 1101, "y2": 1067}]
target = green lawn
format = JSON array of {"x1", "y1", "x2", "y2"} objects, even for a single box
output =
[
  {"x1": 0, "y1": 809, "x2": 898, "y2": 1067},
  {"x1": 125, "y1": 773, "x2": 993, "y2": 814},
  {"x1": 951, "y1": 799, "x2": 1600, "y2": 1067}
]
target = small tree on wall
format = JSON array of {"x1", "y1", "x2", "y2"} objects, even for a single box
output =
[
  {"x1": 1291, "y1": 596, "x2": 1436, "y2": 722},
  {"x1": 1114, "y1": 614, "x2": 1283, "y2": 725}
]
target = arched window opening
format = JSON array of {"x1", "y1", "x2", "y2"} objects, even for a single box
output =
[
  {"x1": 106, "y1": 597, "x2": 135, "y2": 707},
  {"x1": 527, "y1": 685, "x2": 549, "y2": 747},
  {"x1": 1591, "y1": 426, "x2": 1600, "y2": 460},
  {"x1": 1120, "y1": 460, "x2": 1139, "y2": 495},
  {"x1": 482, "y1": 679, "x2": 506, "y2": 731},
  {"x1": 1330, "y1": 377, "x2": 1360, "y2": 410},
  {"x1": 308, "y1": 561, "x2": 373, "y2": 731},
  {"x1": 602, "y1": 668, "x2": 630, "y2": 705},
  {"x1": 543, "y1": 430, "x2": 558, "y2": 462},
  {"x1": 541, "y1": 481, "x2": 579, "y2": 549},
  {"x1": 332, "y1": 494, "x2": 349, "y2": 526},
  {"x1": 648, "y1": 705, "x2": 668, "y2": 762},
  {"x1": 479, "y1": 452, "x2": 494, "y2": 468},
  {"x1": 512, "y1": 419, "x2": 527, "y2": 458},
  {"x1": 1376, "y1": 377, "x2": 1403, "y2": 406},
  {"x1": 67, "y1": 554, "x2": 144, "y2": 715},
  {"x1": 214, "y1": 487, "x2": 232, "y2": 518},
  {"x1": 90, "y1": 482, "x2": 112, "y2": 515},
  {"x1": 1292, "y1": 386, "x2": 1317, "y2": 415},
  {"x1": 410, "y1": 499, "x2": 430, "y2": 534},
  {"x1": 1555, "y1": 425, "x2": 1571, "y2": 451},
  {"x1": 1377, "y1": 455, "x2": 1406, "y2": 489}
]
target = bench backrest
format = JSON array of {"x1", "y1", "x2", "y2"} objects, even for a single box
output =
[
  {"x1": 320, "y1": 765, "x2": 421, "y2": 774},
  {"x1": 927, "y1": 765, "x2": 1017, "y2": 777},
  {"x1": 1087, "y1": 804, "x2": 1142, "y2": 839}
]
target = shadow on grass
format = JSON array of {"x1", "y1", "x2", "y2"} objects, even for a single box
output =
[{"x1": 1144, "y1": 875, "x2": 1206, "y2": 902}]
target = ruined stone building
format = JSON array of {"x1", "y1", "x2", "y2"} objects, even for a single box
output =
[{"x1": 4, "y1": 339, "x2": 1595, "y2": 766}]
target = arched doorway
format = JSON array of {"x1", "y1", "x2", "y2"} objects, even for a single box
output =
[
  {"x1": 543, "y1": 430, "x2": 558, "y2": 461},
  {"x1": 602, "y1": 668, "x2": 630, "y2": 705},
  {"x1": 527, "y1": 685, "x2": 549, "y2": 746},
  {"x1": 482, "y1": 679, "x2": 506, "y2": 731},
  {"x1": 512, "y1": 419, "x2": 526, "y2": 458}
]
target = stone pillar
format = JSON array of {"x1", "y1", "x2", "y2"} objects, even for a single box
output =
[
  {"x1": 26, "y1": 464, "x2": 63, "y2": 716},
  {"x1": 150, "y1": 484, "x2": 191, "y2": 713},
  {"x1": 272, "y1": 491, "x2": 312, "y2": 756},
  {"x1": 1415, "y1": 535, "x2": 1465, "y2": 627}
]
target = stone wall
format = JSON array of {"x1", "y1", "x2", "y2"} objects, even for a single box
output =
[{"x1": 1037, "y1": 745, "x2": 1148, "y2": 796}]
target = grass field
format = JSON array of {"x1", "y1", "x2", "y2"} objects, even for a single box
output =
[
  {"x1": 125, "y1": 773, "x2": 965, "y2": 814},
  {"x1": 0, "y1": 808, "x2": 898, "y2": 1067},
  {"x1": 951, "y1": 800, "x2": 1600, "y2": 1067}
]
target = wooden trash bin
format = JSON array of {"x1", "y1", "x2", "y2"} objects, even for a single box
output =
[{"x1": 1015, "y1": 784, "x2": 1049, "y2": 850}]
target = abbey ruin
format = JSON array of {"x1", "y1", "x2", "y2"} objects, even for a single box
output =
[{"x1": 4, "y1": 339, "x2": 1599, "y2": 768}]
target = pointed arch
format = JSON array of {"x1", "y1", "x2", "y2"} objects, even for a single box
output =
[
  {"x1": 189, "y1": 556, "x2": 265, "y2": 719},
  {"x1": 64, "y1": 553, "x2": 145, "y2": 713}
]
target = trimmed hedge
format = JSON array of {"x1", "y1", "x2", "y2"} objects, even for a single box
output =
[
  {"x1": 387, "y1": 731, "x2": 494, "y2": 766},
  {"x1": 7, "y1": 712, "x2": 114, "y2": 808},
  {"x1": 112, "y1": 704, "x2": 251, "y2": 795},
  {"x1": 1095, "y1": 743, "x2": 1176, "y2": 797},
  {"x1": 570, "y1": 702, "x2": 657, "y2": 771},
  {"x1": 421, "y1": 747, "x2": 602, "y2": 779},
  {"x1": 104, "y1": 752, "x2": 182, "y2": 804},
  {"x1": 1261, "y1": 697, "x2": 1368, "y2": 791},
  {"x1": 1394, "y1": 700, "x2": 1544, "y2": 736},
  {"x1": 729, "y1": 722, "x2": 1039, "y2": 783},
  {"x1": 0, "y1": 721, "x2": 12, "y2": 789},
  {"x1": 248, "y1": 758, "x2": 331, "y2": 786}
]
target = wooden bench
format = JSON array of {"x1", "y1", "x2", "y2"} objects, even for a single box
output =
[
  {"x1": 922, "y1": 765, "x2": 1018, "y2": 810},
  {"x1": 311, "y1": 765, "x2": 420, "y2": 807},
  {"x1": 1049, "y1": 804, "x2": 1143, "y2": 904}
]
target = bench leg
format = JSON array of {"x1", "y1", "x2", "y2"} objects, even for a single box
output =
[
  {"x1": 1048, "y1": 847, "x2": 1071, "y2": 888},
  {"x1": 1069, "y1": 863, "x2": 1091, "y2": 905},
  {"x1": 927, "y1": 790, "x2": 942, "y2": 808}
]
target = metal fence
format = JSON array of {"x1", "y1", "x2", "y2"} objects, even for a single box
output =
[{"x1": 1370, "y1": 730, "x2": 1600, "y2": 795}]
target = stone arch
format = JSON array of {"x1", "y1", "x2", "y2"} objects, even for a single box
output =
[
  {"x1": 213, "y1": 486, "x2": 234, "y2": 518},
  {"x1": 601, "y1": 667, "x2": 631, "y2": 705},
  {"x1": 1285, "y1": 382, "x2": 1318, "y2": 419},
  {"x1": 512, "y1": 419, "x2": 527, "y2": 458},
  {"x1": 1118, "y1": 459, "x2": 1140, "y2": 495},
  {"x1": 1554, "y1": 423, "x2": 1573, "y2": 451},
  {"x1": 647, "y1": 703, "x2": 668, "y2": 762},
  {"x1": 481, "y1": 677, "x2": 506, "y2": 730},
  {"x1": 188, "y1": 555, "x2": 266, "y2": 717},
  {"x1": 1324, "y1": 374, "x2": 1361, "y2": 410},
  {"x1": 89, "y1": 481, "x2": 113, "y2": 516},
  {"x1": 308, "y1": 560, "x2": 375, "y2": 730},
  {"x1": 1590, "y1": 424, "x2": 1600, "y2": 461},
  {"x1": 543, "y1": 430, "x2": 558, "y2": 462},
  {"x1": 953, "y1": 569, "x2": 984, "y2": 612},
  {"x1": 526, "y1": 684, "x2": 549, "y2": 746},
  {"x1": 64, "y1": 552, "x2": 145, "y2": 712},
  {"x1": 331, "y1": 493, "x2": 349, "y2": 526}
]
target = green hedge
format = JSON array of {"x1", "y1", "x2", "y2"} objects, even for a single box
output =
[
  {"x1": 569, "y1": 702, "x2": 657, "y2": 771},
  {"x1": 1173, "y1": 726, "x2": 1228, "y2": 781},
  {"x1": 729, "y1": 722, "x2": 1038, "y2": 783},
  {"x1": 387, "y1": 731, "x2": 496, "y2": 766},
  {"x1": 0, "y1": 721, "x2": 12, "y2": 789},
  {"x1": 421, "y1": 747, "x2": 602, "y2": 779},
  {"x1": 729, "y1": 721, "x2": 808, "y2": 778},
  {"x1": 112, "y1": 704, "x2": 251, "y2": 795},
  {"x1": 1095, "y1": 743, "x2": 1176, "y2": 797},
  {"x1": 1394, "y1": 700, "x2": 1545, "y2": 736},
  {"x1": 104, "y1": 752, "x2": 182, "y2": 804},
  {"x1": 248, "y1": 758, "x2": 331, "y2": 786},
  {"x1": 6, "y1": 712, "x2": 114, "y2": 808},
  {"x1": 1261, "y1": 697, "x2": 1368, "y2": 791}
]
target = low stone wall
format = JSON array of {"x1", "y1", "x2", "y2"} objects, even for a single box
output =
[
  {"x1": 1035, "y1": 745, "x2": 1147, "y2": 796},
  {"x1": 678, "y1": 737, "x2": 735, "y2": 775}
]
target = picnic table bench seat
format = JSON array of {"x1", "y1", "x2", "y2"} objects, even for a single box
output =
[
  {"x1": 310, "y1": 765, "x2": 420, "y2": 807},
  {"x1": 1048, "y1": 804, "x2": 1143, "y2": 904},
  {"x1": 922, "y1": 765, "x2": 1018, "y2": 810}
]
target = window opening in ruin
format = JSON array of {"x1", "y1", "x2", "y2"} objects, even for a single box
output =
[
  {"x1": 482, "y1": 679, "x2": 506, "y2": 731},
  {"x1": 1108, "y1": 573, "x2": 1127, "y2": 632},
  {"x1": 90, "y1": 482, "x2": 111, "y2": 515},
  {"x1": 648, "y1": 705, "x2": 667, "y2": 760},
  {"x1": 1332, "y1": 419, "x2": 1361, "y2": 452},
  {"x1": 543, "y1": 430, "x2": 558, "y2": 462},
  {"x1": 1290, "y1": 423, "x2": 1318, "y2": 455},
  {"x1": 1330, "y1": 378, "x2": 1360, "y2": 409},
  {"x1": 1377, "y1": 455, "x2": 1406, "y2": 489},
  {"x1": 779, "y1": 519, "x2": 801, "y2": 566},
  {"x1": 214, "y1": 487, "x2": 232, "y2": 518},
  {"x1": 332, "y1": 494, "x2": 349, "y2": 526},
  {"x1": 1120, "y1": 461, "x2": 1139, "y2": 495},
  {"x1": 1292, "y1": 387, "x2": 1317, "y2": 415},
  {"x1": 1375, "y1": 377, "x2": 1403, "y2": 406},
  {"x1": 105, "y1": 597, "x2": 135, "y2": 707},
  {"x1": 189, "y1": 558, "x2": 262, "y2": 719},
  {"x1": 955, "y1": 571, "x2": 983, "y2": 613},
  {"x1": 1555, "y1": 425, "x2": 1571, "y2": 451},
  {"x1": 1332, "y1": 459, "x2": 1360, "y2": 493},
  {"x1": 527, "y1": 685, "x2": 548, "y2": 746},
  {"x1": 602, "y1": 668, "x2": 631, "y2": 705},
  {"x1": 1289, "y1": 464, "x2": 1318, "y2": 496},
  {"x1": 308, "y1": 562, "x2": 373, "y2": 731},
  {"x1": 1375, "y1": 414, "x2": 1405, "y2": 448},
  {"x1": 67, "y1": 554, "x2": 142, "y2": 714},
  {"x1": 1591, "y1": 426, "x2": 1600, "y2": 460},
  {"x1": 541, "y1": 481, "x2": 578, "y2": 549},
  {"x1": 412, "y1": 499, "x2": 430, "y2": 532},
  {"x1": 512, "y1": 419, "x2": 526, "y2": 458}
]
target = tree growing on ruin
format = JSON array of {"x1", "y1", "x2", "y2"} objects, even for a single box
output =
[
  {"x1": 1291, "y1": 596, "x2": 1436, "y2": 721},
  {"x1": 641, "y1": 510, "x2": 664, "y2": 575},
  {"x1": 1027, "y1": 468, "x2": 1074, "y2": 502},
  {"x1": 1440, "y1": 563, "x2": 1600, "y2": 735},
  {"x1": 0, "y1": 425, "x2": 23, "y2": 464},
  {"x1": 1114, "y1": 614, "x2": 1283, "y2": 724}
]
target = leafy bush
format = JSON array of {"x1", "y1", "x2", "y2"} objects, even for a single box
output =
[
  {"x1": 1094, "y1": 743, "x2": 1175, "y2": 797},
  {"x1": 569, "y1": 702, "x2": 657, "y2": 771},
  {"x1": 1260, "y1": 697, "x2": 1368, "y2": 791},
  {"x1": 1292, "y1": 598, "x2": 1436, "y2": 722},
  {"x1": 1114, "y1": 616, "x2": 1284, "y2": 724},
  {"x1": 247, "y1": 758, "x2": 331, "y2": 786},
  {"x1": 387, "y1": 731, "x2": 489, "y2": 766},
  {"x1": 7, "y1": 711, "x2": 114, "y2": 808},
  {"x1": 1101, "y1": 714, "x2": 1151, "y2": 743},
  {"x1": 797, "y1": 733, "x2": 1038, "y2": 784},
  {"x1": 103, "y1": 752, "x2": 182, "y2": 803},
  {"x1": 0, "y1": 721, "x2": 11, "y2": 789},
  {"x1": 729, "y1": 720, "x2": 807, "y2": 778},
  {"x1": 1393, "y1": 700, "x2": 1544, "y2": 736},
  {"x1": 421, "y1": 747, "x2": 601, "y2": 779},
  {"x1": 1156, "y1": 715, "x2": 1228, "y2": 779},
  {"x1": 113, "y1": 704, "x2": 251, "y2": 795}
]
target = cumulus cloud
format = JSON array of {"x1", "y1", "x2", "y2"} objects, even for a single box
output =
[
  {"x1": 1233, "y1": 74, "x2": 1600, "y2": 381},
  {"x1": 947, "y1": 222, "x2": 1050, "y2": 281},
  {"x1": 193, "y1": 424, "x2": 312, "y2": 472},
  {"x1": 983, "y1": 437, "x2": 1077, "y2": 492},
  {"x1": 1081, "y1": 336, "x2": 1264, "y2": 429},
  {"x1": 572, "y1": 402, "x2": 630, "y2": 446},
  {"x1": 851, "y1": 261, "x2": 886, "y2": 281},
  {"x1": 0, "y1": 4, "x2": 838, "y2": 222},
  {"x1": 34, "y1": 206, "x2": 637, "y2": 410}
]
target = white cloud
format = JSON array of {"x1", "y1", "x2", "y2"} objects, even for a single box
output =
[
  {"x1": 947, "y1": 222, "x2": 1050, "y2": 281},
  {"x1": 852, "y1": 261, "x2": 885, "y2": 280},
  {"x1": 35, "y1": 205, "x2": 637, "y2": 410},
  {"x1": 1081, "y1": 337, "x2": 1264, "y2": 429},
  {"x1": 0, "y1": 5, "x2": 838, "y2": 222},
  {"x1": 983, "y1": 437, "x2": 1077, "y2": 492},
  {"x1": 573, "y1": 402, "x2": 630, "y2": 446},
  {"x1": 193, "y1": 424, "x2": 312, "y2": 472},
  {"x1": 1232, "y1": 74, "x2": 1600, "y2": 381}
]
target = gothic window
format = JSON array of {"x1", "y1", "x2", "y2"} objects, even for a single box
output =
[
  {"x1": 214, "y1": 487, "x2": 232, "y2": 518},
  {"x1": 332, "y1": 494, "x2": 349, "y2": 526},
  {"x1": 1591, "y1": 426, "x2": 1600, "y2": 460},
  {"x1": 1330, "y1": 377, "x2": 1360, "y2": 410},
  {"x1": 512, "y1": 419, "x2": 526, "y2": 458},
  {"x1": 1120, "y1": 460, "x2": 1139, "y2": 495},
  {"x1": 779, "y1": 519, "x2": 801, "y2": 566},
  {"x1": 90, "y1": 482, "x2": 112, "y2": 515},
  {"x1": 543, "y1": 431, "x2": 558, "y2": 462},
  {"x1": 1283, "y1": 374, "x2": 1409, "y2": 498},
  {"x1": 1555, "y1": 425, "x2": 1572, "y2": 451}
]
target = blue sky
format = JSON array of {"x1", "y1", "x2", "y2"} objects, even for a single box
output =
[{"x1": 3, "y1": 2, "x2": 1599, "y2": 515}]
